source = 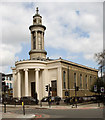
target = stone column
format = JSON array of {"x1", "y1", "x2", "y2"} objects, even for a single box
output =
[
  {"x1": 24, "y1": 68, "x2": 29, "y2": 96},
  {"x1": 35, "y1": 31, "x2": 38, "y2": 49},
  {"x1": 17, "y1": 70, "x2": 21, "y2": 99},
  {"x1": 57, "y1": 66, "x2": 62, "y2": 98},
  {"x1": 35, "y1": 68, "x2": 40, "y2": 100},
  {"x1": 43, "y1": 69, "x2": 49, "y2": 97}
]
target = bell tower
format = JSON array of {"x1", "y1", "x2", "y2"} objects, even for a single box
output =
[{"x1": 29, "y1": 7, "x2": 47, "y2": 59}]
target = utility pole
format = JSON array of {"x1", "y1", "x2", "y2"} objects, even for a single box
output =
[
  {"x1": 74, "y1": 83, "x2": 77, "y2": 108},
  {"x1": 48, "y1": 84, "x2": 51, "y2": 108}
]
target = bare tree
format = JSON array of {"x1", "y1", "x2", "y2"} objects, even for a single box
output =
[{"x1": 94, "y1": 49, "x2": 105, "y2": 80}]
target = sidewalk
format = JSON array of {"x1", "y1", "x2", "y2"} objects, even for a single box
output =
[
  {"x1": 34, "y1": 103, "x2": 104, "y2": 109},
  {"x1": 1, "y1": 103, "x2": 104, "y2": 109}
]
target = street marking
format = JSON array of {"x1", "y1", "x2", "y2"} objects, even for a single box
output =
[{"x1": 35, "y1": 114, "x2": 42, "y2": 118}]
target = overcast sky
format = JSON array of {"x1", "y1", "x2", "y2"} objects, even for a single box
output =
[{"x1": 0, "y1": 1, "x2": 104, "y2": 74}]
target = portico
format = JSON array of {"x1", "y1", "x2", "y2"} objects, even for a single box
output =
[{"x1": 14, "y1": 68, "x2": 41, "y2": 100}]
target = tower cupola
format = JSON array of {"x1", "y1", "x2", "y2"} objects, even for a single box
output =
[{"x1": 29, "y1": 7, "x2": 47, "y2": 59}]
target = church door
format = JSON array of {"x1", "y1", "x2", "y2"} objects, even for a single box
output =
[
  {"x1": 31, "y1": 82, "x2": 35, "y2": 97},
  {"x1": 51, "y1": 80, "x2": 57, "y2": 96}
]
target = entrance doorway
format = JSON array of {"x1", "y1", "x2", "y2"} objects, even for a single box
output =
[
  {"x1": 51, "y1": 80, "x2": 57, "y2": 96},
  {"x1": 31, "y1": 82, "x2": 35, "y2": 97}
]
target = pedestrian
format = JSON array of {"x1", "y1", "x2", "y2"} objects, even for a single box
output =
[{"x1": 72, "y1": 97, "x2": 75, "y2": 108}]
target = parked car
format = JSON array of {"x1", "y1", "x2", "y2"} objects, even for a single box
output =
[
  {"x1": 12, "y1": 97, "x2": 20, "y2": 105},
  {"x1": 51, "y1": 96, "x2": 61, "y2": 102},
  {"x1": 41, "y1": 96, "x2": 49, "y2": 102},
  {"x1": 64, "y1": 97, "x2": 84, "y2": 104},
  {"x1": 64, "y1": 97, "x2": 72, "y2": 104},
  {"x1": 20, "y1": 96, "x2": 39, "y2": 105}
]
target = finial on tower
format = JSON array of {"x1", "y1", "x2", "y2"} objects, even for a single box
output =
[{"x1": 36, "y1": 7, "x2": 39, "y2": 14}]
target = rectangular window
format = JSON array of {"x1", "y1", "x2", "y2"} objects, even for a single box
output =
[
  {"x1": 7, "y1": 83, "x2": 9, "y2": 87},
  {"x1": 5, "y1": 76, "x2": 7, "y2": 80},
  {"x1": 10, "y1": 83, "x2": 12, "y2": 89},
  {"x1": 63, "y1": 71, "x2": 66, "y2": 89},
  {"x1": 68, "y1": 67, "x2": 70, "y2": 89},
  {"x1": 80, "y1": 74, "x2": 82, "y2": 89},
  {"x1": 74, "y1": 73, "x2": 76, "y2": 84},
  {"x1": 8, "y1": 77, "x2": 10, "y2": 80}
]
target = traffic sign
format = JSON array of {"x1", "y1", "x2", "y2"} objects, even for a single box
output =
[{"x1": 100, "y1": 87, "x2": 104, "y2": 93}]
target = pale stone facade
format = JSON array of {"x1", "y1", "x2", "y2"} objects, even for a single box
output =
[{"x1": 12, "y1": 8, "x2": 98, "y2": 100}]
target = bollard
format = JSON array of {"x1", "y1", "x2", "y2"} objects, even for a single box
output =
[
  {"x1": 22, "y1": 102, "x2": 25, "y2": 115},
  {"x1": 49, "y1": 98, "x2": 51, "y2": 108},
  {"x1": 15, "y1": 101, "x2": 16, "y2": 107},
  {"x1": 75, "y1": 97, "x2": 77, "y2": 108},
  {"x1": 40, "y1": 101, "x2": 42, "y2": 107},
  {"x1": 4, "y1": 102, "x2": 6, "y2": 113}
]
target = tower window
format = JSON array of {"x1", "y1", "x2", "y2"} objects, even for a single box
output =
[
  {"x1": 34, "y1": 19, "x2": 36, "y2": 23},
  {"x1": 33, "y1": 36, "x2": 36, "y2": 49}
]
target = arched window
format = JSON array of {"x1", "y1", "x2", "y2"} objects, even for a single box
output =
[
  {"x1": 85, "y1": 75, "x2": 87, "y2": 89},
  {"x1": 40, "y1": 19, "x2": 41, "y2": 23},
  {"x1": 34, "y1": 19, "x2": 36, "y2": 23},
  {"x1": 74, "y1": 73, "x2": 76, "y2": 84},
  {"x1": 90, "y1": 76, "x2": 92, "y2": 86},
  {"x1": 80, "y1": 74, "x2": 82, "y2": 89},
  {"x1": 63, "y1": 71, "x2": 66, "y2": 89}
]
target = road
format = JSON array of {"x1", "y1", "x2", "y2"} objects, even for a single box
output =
[{"x1": 1, "y1": 105, "x2": 104, "y2": 119}]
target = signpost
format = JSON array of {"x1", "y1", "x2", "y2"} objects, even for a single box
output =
[
  {"x1": 74, "y1": 83, "x2": 79, "y2": 108},
  {"x1": 45, "y1": 84, "x2": 52, "y2": 108},
  {"x1": 100, "y1": 87, "x2": 104, "y2": 93},
  {"x1": 94, "y1": 85, "x2": 97, "y2": 92}
]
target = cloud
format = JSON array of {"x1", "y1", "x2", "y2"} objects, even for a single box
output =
[
  {"x1": 39, "y1": 2, "x2": 103, "y2": 61},
  {"x1": 1, "y1": 2, "x2": 103, "y2": 73},
  {"x1": 0, "y1": 3, "x2": 33, "y2": 73}
]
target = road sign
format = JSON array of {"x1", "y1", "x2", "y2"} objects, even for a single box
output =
[
  {"x1": 94, "y1": 85, "x2": 97, "y2": 92},
  {"x1": 101, "y1": 87, "x2": 104, "y2": 93}
]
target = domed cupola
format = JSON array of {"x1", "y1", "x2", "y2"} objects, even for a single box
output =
[{"x1": 29, "y1": 7, "x2": 47, "y2": 59}]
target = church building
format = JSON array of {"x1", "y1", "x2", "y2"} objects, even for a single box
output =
[{"x1": 12, "y1": 8, "x2": 98, "y2": 100}]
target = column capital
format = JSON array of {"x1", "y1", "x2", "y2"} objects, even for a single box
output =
[
  {"x1": 13, "y1": 71, "x2": 17, "y2": 75},
  {"x1": 35, "y1": 68, "x2": 40, "y2": 71},
  {"x1": 16, "y1": 69, "x2": 20, "y2": 73},
  {"x1": 24, "y1": 68, "x2": 28, "y2": 71}
]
